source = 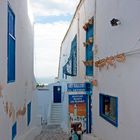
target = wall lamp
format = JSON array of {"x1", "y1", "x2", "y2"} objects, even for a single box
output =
[{"x1": 110, "y1": 18, "x2": 121, "y2": 26}]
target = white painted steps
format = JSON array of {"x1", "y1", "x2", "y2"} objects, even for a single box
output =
[{"x1": 48, "y1": 103, "x2": 63, "y2": 125}]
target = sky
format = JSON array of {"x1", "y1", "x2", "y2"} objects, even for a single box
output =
[{"x1": 30, "y1": 0, "x2": 80, "y2": 84}]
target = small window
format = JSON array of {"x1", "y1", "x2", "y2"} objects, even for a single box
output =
[
  {"x1": 99, "y1": 94, "x2": 118, "y2": 127},
  {"x1": 8, "y1": 5, "x2": 16, "y2": 83}
]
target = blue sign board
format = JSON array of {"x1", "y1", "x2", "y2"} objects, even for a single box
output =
[
  {"x1": 69, "y1": 94, "x2": 86, "y2": 104},
  {"x1": 67, "y1": 83, "x2": 85, "y2": 92}
]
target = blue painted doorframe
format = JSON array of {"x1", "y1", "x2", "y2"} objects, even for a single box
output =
[
  {"x1": 53, "y1": 86, "x2": 62, "y2": 103},
  {"x1": 85, "y1": 83, "x2": 92, "y2": 133}
]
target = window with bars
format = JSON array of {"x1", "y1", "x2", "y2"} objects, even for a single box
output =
[
  {"x1": 7, "y1": 5, "x2": 16, "y2": 83},
  {"x1": 63, "y1": 35, "x2": 77, "y2": 77}
]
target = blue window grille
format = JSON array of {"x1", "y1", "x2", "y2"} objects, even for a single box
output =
[
  {"x1": 71, "y1": 35, "x2": 77, "y2": 76},
  {"x1": 12, "y1": 122, "x2": 17, "y2": 140},
  {"x1": 8, "y1": 5, "x2": 16, "y2": 83},
  {"x1": 99, "y1": 94, "x2": 118, "y2": 127},
  {"x1": 86, "y1": 24, "x2": 93, "y2": 76},
  {"x1": 27, "y1": 102, "x2": 31, "y2": 126},
  {"x1": 63, "y1": 35, "x2": 77, "y2": 76}
]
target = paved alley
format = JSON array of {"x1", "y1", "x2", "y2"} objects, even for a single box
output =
[{"x1": 34, "y1": 125, "x2": 69, "y2": 140}]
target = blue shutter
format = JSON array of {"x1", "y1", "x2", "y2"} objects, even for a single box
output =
[
  {"x1": 27, "y1": 102, "x2": 31, "y2": 126},
  {"x1": 86, "y1": 25, "x2": 94, "y2": 76},
  {"x1": 8, "y1": 36, "x2": 15, "y2": 82},
  {"x1": 8, "y1": 5, "x2": 16, "y2": 83},
  {"x1": 71, "y1": 35, "x2": 77, "y2": 76},
  {"x1": 12, "y1": 122, "x2": 17, "y2": 140},
  {"x1": 63, "y1": 35, "x2": 77, "y2": 76},
  {"x1": 8, "y1": 7, "x2": 15, "y2": 36}
]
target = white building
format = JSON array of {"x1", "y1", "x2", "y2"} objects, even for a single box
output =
[
  {"x1": 93, "y1": 0, "x2": 140, "y2": 139},
  {"x1": 0, "y1": 0, "x2": 37, "y2": 140},
  {"x1": 57, "y1": 0, "x2": 95, "y2": 135},
  {"x1": 58, "y1": 0, "x2": 95, "y2": 83}
]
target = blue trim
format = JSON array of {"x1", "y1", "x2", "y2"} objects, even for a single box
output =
[
  {"x1": 85, "y1": 82, "x2": 92, "y2": 133},
  {"x1": 12, "y1": 122, "x2": 17, "y2": 140},
  {"x1": 27, "y1": 102, "x2": 31, "y2": 126},
  {"x1": 7, "y1": 4, "x2": 16, "y2": 83},
  {"x1": 63, "y1": 35, "x2": 77, "y2": 76},
  {"x1": 86, "y1": 94, "x2": 88, "y2": 133},
  {"x1": 99, "y1": 93, "x2": 118, "y2": 127},
  {"x1": 88, "y1": 95, "x2": 92, "y2": 133},
  {"x1": 86, "y1": 24, "x2": 94, "y2": 76},
  {"x1": 85, "y1": 82, "x2": 92, "y2": 95}
]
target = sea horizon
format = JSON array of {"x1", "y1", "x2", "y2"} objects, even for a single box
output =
[{"x1": 35, "y1": 77, "x2": 56, "y2": 85}]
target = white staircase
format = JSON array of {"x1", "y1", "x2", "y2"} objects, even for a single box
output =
[{"x1": 48, "y1": 103, "x2": 63, "y2": 125}]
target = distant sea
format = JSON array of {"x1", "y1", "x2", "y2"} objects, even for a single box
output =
[{"x1": 35, "y1": 77, "x2": 56, "y2": 85}]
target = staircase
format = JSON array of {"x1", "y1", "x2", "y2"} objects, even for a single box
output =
[{"x1": 48, "y1": 103, "x2": 63, "y2": 125}]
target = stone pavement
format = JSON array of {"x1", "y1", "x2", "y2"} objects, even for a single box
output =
[{"x1": 34, "y1": 125, "x2": 69, "y2": 140}]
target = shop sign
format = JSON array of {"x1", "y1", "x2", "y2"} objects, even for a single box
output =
[
  {"x1": 69, "y1": 94, "x2": 86, "y2": 104},
  {"x1": 67, "y1": 83, "x2": 85, "y2": 92}
]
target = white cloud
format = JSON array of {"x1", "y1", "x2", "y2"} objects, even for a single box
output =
[
  {"x1": 30, "y1": 0, "x2": 80, "y2": 83},
  {"x1": 30, "y1": 0, "x2": 80, "y2": 17},
  {"x1": 34, "y1": 21, "x2": 69, "y2": 80}
]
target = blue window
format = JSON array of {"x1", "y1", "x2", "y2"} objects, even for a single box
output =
[
  {"x1": 86, "y1": 24, "x2": 93, "y2": 76},
  {"x1": 99, "y1": 94, "x2": 118, "y2": 127},
  {"x1": 63, "y1": 35, "x2": 77, "y2": 76},
  {"x1": 27, "y1": 102, "x2": 31, "y2": 126},
  {"x1": 71, "y1": 35, "x2": 77, "y2": 76},
  {"x1": 12, "y1": 122, "x2": 17, "y2": 140},
  {"x1": 8, "y1": 5, "x2": 16, "y2": 83}
]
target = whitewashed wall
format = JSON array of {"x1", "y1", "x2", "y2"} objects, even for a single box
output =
[
  {"x1": 58, "y1": 0, "x2": 95, "y2": 83},
  {"x1": 93, "y1": 0, "x2": 140, "y2": 140},
  {"x1": 58, "y1": 16, "x2": 78, "y2": 82},
  {"x1": 0, "y1": 0, "x2": 36, "y2": 140},
  {"x1": 58, "y1": 0, "x2": 95, "y2": 132}
]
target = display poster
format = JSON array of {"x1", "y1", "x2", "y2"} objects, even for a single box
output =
[{"x1": 69, "y1": 94, "x2": 87, "y2": 133}]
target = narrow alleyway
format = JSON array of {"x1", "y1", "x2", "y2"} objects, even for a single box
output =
[{"x1": 34, "y1": 125, "x2": 69, "y2": 140}]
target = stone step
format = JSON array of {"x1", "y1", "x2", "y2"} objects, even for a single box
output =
[
  {"x1": 50, "y1": 114, "x2": 62, "y2": 117},
  {"x1": 52, "y1": 104, "x2": 62, "y2": 106},
  {"x1": 51, "y1": 110, "x2": 62, "y2": 114}
]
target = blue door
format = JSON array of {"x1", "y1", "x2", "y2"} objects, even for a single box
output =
[{"x1": 53, "y1": 86, "x2": 61, "y2": 103}]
